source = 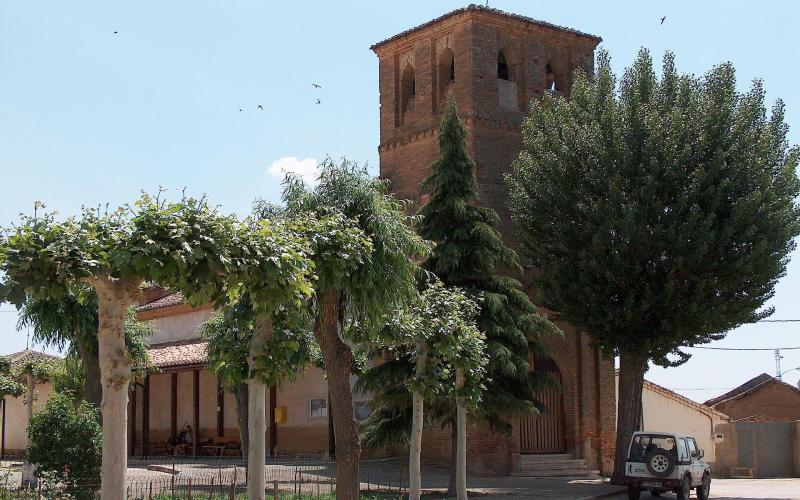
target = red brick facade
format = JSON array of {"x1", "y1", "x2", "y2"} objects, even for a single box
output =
[{"x1": 372, "y1": 5, "x2": 616, "y2": 476}]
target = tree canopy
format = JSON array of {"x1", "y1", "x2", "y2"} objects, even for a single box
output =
[{"x1": 506, "y1": 48, "x2": 800, "y2": 481}]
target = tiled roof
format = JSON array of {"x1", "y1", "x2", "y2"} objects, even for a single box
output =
[
  {"x1": 138, "y1": 292, "x2": 186, "y2": 312},
  {"x1": 147, "y1": 339, "x2": 208, "y2": 370},
  {"x1": 370, "y1": 4, "x2": 601, "y2": 51},
  {"x1": 7, "y1": 349, "x2": 61, "y2": 368},
  {"x1": 704, "y1": 373, "x2": 795, "y2": 407}
]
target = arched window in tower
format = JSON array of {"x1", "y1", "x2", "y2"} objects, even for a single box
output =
[
  {"x1": 400, "y1": 63, "x2": 416, "y2": 121},
  {"x1": 437, "y1": 48, "x2": 455, "y2": 110},
  {"x1": 545, "y1": 63, "x2": 556, "y2": 91},
  {"x1": 498, "y1": 51, "x2": 510, "y2": 80}
]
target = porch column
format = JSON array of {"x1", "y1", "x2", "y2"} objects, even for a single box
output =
[
  {"x1": 130, "y1": 384, "x2": 137, "y2": 456},
  {"x1": 269, "y1": 385, "x2": 277, "y2": 456},
  {"x1": 1, "y1": 397, "x2": 6, "y2": 458},
  {"x1": 193, "y1": 370, "x2": 200, "y2": 456},
  {"x1": 170, "y1": 373, "x2": 178, "y2": 443},
  {"x1": 143, "y1": 374, "x2": 151, "y2": 456},
  {"x1": 217, "y1": 380, "x2": 224, "y2": 437}
]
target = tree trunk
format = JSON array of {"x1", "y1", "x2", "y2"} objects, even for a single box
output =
[
  {"x1": 235, "y1": 383, "x2": 249, "y2": 456},
  {"x1": 77, "y1": 342, "x2": 103, "y2": 411},
  {"x1": 315, "y1": 288, "x2": 360, "y2": 500},
  {"x1": 455, "y1": 368, "x2": 467, "y2": 500},
  {"x1": 21, "y1": 373, "x2": 35, "y2": 486},
  {"x1": 611, "y1": 352, "x2": 648, "y2": 484},
  {"x1": 446, "y1": 419, "x2": 456, "y2": 496},
  {"x1": 93, "y1": 275, "x2": 141, "y2": 500},
  {"x1": 409, "y1": 342, "x2": 427, "y2": 500},
  {"x1": 247, "y1": 317, "x2": 271, "y2": 500}
]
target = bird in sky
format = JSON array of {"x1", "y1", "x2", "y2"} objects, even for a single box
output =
[
  {"x1": 113, "y1": 31, "x2": 118, "y2": 34},
  {"x1": 316, "y1": 99, "x2": 321, "y2": 104},
  {"x1": 312, "y1": 83, "x2": 322, "y2": 88},
  {"x1": 660, "y1": 16, "x2": 667, "y2": 24},
  {"x1": 257, "y1": 105, "x2": 263, "y2": 110},
  {"x1": 238, "y1": 108, "x2": 243, "y2": 112}
]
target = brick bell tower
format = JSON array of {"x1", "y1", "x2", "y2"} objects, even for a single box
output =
[{"x1": 372, "y1": 5, "x2": 616, "y2": 476}]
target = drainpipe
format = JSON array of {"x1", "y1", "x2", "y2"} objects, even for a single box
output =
[{"x1": 1, "y1": 397, "x2": 5, "y2": 458}]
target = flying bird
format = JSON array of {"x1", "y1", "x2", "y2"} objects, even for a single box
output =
[
  {"x1": 316, "y1": 99, "x2": 321, "y2": 104},
  {"x1": 312, "y1": 83, "x2": 322, "y2": 88},
  {"x1": 113, "y1": 31, "x2": 118, "y2": 34},
  {"x1": 238, "y1": 108, "x2": 243, "y2": 112},
  {"x1": 660, "y1": 16, "x2": 666, "y2": 24},
  {"x1": 257, "y1": 105, "x2": 263, "y2": 110}
]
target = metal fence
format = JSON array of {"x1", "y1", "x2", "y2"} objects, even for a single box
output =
[{"x1": 0, "y1": 457, "x2": 407, "y2": 499}]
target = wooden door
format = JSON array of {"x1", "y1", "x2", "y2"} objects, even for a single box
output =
[{"x1": 520, "y1": 357, "x2": 565, "y2": 454}]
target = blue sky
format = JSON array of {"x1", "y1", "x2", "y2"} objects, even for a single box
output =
[{"x1": 1, "y1": 0, "x2": 799, "y2": 403}]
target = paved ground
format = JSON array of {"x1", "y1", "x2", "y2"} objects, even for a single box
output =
[
  {"x1": 5, "y1": 459, "x2": 799, "y2": 498},
  {"x1": 603, "y1": 478, "x2": 800, "y2": 500}
]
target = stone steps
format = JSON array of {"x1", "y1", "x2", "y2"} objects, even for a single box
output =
[{"x1": 513, "y1": 453, "x2": 599, "y2": 478}]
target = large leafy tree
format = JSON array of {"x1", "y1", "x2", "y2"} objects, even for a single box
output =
[
  {"x1": 0, "y1": 195, "x2": 257, "y2": 498},
  {"x1": 507, "y1": 49, "x2": 800, "y2": 482},
  {"x1": 283, "y1": 159, "x2": 431, "y2": 499},
  {"x1": 0, "y1": 356, "x2": 24, "y2": 399}
]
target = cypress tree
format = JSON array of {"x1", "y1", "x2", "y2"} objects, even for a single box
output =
[{"x1": 418, "y1": 93, "x2": 558, "y2": 429}]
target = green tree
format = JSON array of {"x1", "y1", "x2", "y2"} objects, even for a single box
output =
[
  {"x1": 201, "y1": 298, "x2": 318, "y2": 455},
  {"x1": 0, "y1": 195, "x2": 254, "y2": 498},
  {"x1": 0, "y1": 356, "x2": 24, "y2": 399},
  {"x1": 372, "y1": 281, "x2": 486, "y2": 500},
  {"x1": 27, "y1": 393, "x2": 102, "y2": 499},
  {"x1": 283, "y1": 159, "x2": 431, "y2": 499},
  {"x1": 507, "y1": 49, "x2": 800, "y2": 483}
]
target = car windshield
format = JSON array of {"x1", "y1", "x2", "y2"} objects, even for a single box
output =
[{"x1": 629, "y1": 434, "x2": 678, "y2": 462}]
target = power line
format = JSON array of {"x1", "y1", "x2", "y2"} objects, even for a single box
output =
[{"x1": 687, "y1": 346, "x2": 800, "y2": 351}]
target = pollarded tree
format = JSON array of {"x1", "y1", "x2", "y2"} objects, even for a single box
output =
[
  {"x1": 373, "y1": 280, "x2": 486, "y2": 500},
  {"x1": 283, "y1": 159, "x2": 431, "y2": 500},
  {"x1": 0, "y1": 195, "x2": 251, "y2": 499},
  {"x1": 18, "y1": 293, "x2": 152, "y2": 409},
  {"x1": 507, "y1": 49, "x2": 800, "y2": 483},
  {"x1": 201, "y1": 296, "x2": 318, "y2": 457}
]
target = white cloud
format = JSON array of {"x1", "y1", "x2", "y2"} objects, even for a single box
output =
[{"x1": 265, "y1": 157, "x2": 319, "y2": 185}]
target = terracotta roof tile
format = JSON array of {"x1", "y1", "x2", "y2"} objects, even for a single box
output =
[
  {"x1": 138, "y1": 292, "x2": 186, "y2": 312},
  {"x1": 147, "y1": 339, "x2": 208, "y2": 369},
  {"x1": 7, "y1": 349, "x2": 61, "y2": 368},
  {"x1": 371, "y1": 4, "x2": 601, "y2": 51}
]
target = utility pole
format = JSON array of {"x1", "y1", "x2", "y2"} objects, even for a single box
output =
[{"x1": 775, "y1": 349, "x2": 783, "y2": 380}]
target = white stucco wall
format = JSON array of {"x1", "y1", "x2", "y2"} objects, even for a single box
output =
[
  {"x1": 616, "y1": 375, "x2": 727, "y2": 463},
  {"x1": 2, "y1": 382, "x2": 54, "y2": 454},
  {"x1": 147, "y1": 309, "x2": 213, "y2": 345}
]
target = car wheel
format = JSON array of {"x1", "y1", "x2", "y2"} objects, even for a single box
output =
[
  {"x1": 645, "y1": 449, "x2": 676, "y2": 478},
  {"x1": 696, "y1": 473, "x2": 711, "y2": 500},
  {"x1": 650, "y1": 489, "x2": 664, "y2": 497},
  {"x1": 627, "y1": 484, "x2": 642, "y2": 500},
  {"x1": 676, "y1": 475, "x2": 692, "y2": 500}
]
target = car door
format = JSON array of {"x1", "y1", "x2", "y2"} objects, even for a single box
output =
[{"x1": 687, "y1": 438, "x2": 703, "y2": 485}]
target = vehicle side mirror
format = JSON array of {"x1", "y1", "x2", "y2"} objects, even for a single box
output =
[{"x1": 699, "y1": 449, "x2": 704, "y2": 459}]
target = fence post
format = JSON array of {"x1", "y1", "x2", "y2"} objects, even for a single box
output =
[
  {"x1": 36, "y1": 481, "x2": 41, "y2": 500},
  {"x1": 148, "y1": 481, "x2": 153, "y2": 500},
  {"x1": 229, "y1": 475, "x2": 235, "y2": 500},
  {"x1": 187, "y1": 478, "x2": 192, "y2": 500},
  {"x1": 171, "y1": 474, "x2": 175, "y2": 499},
  {"x1": 273, "y1": 479, "x2": 278, "y2": 500}
]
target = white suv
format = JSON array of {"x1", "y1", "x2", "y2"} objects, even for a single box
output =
[{"x1": 623, "y1": 431, "x2": 711, "y2": 500}]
